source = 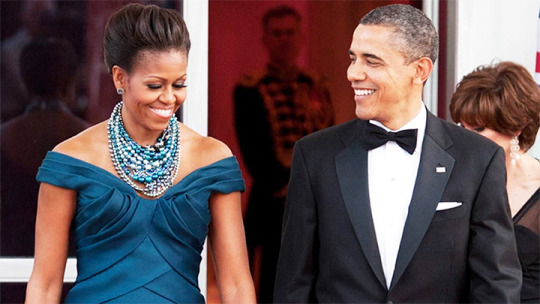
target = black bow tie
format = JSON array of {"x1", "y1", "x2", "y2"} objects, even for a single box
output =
[{"x1": 363, "y1": 122, "x2": 418, "y2": 155}]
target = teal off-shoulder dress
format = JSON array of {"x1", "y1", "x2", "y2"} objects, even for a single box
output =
[{"x1": 36, "y1": 151, "x2": 245, "y2": 303}]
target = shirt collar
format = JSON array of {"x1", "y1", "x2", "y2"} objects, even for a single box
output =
[{"x1": 369, "y1": 104, "x2": 427, "y2": 154}]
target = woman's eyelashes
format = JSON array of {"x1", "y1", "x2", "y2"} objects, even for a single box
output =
[
  {"x1": 473, "y1": 126, "x2": 485, "y2": 132},
  {"x1": 146, "y1": 82, "x2": 187, "y2": 90},
  {"x1": 173, "y1": 83, "x2": 187, "y2": 88},
  {"x1": 147, "y1": 84, "x2": 161, "y2": 89}
]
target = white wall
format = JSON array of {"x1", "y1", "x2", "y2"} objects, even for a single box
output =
[
  {"x1": 183, "y1": 0, "x2": 209, "y2": 299},
  {"x1": 455, "y1": 0, "x2": 540, "y2": 158}
]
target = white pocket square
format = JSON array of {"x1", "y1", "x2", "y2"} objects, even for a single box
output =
[{"x1": 436, "y1": 202, "x2": 462, "y2": 211}]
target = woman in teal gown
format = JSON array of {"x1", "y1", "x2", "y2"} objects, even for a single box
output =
[{"x1": 25, "y1": 4, "x2": 256, "y2": 303}]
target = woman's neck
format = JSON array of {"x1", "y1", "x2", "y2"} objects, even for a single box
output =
[
  {"x1": 120, "y1": 106, "x2": 165, "y2": 146},
  {"x1": 506, "y1": 152, "x2": 540, "y2": 216},
  {"x1": 126, "y1": 127, "x2": 163, "y2": 147}
]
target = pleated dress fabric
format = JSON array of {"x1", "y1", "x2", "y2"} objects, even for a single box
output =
[{"x1": 36, "y1": 151, "x2": 245, "y2": 303}]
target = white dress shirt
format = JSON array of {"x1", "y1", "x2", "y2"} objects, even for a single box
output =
[{"x1": 367, "y1": 105, "x2": 427, "y2": 288}]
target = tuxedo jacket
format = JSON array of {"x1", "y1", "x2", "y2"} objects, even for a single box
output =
[{"x1": 274, "y1": 112, "x2": 522, "y2": 303}]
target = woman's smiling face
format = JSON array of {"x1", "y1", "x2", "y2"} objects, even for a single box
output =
[{"x1": 113, "y1": 49, "x2": 187, "y2": 144}]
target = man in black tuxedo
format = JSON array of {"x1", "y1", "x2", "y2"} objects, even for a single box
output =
[{"x1": 274, "y1": 4, "x2": 522, "y2": 303}]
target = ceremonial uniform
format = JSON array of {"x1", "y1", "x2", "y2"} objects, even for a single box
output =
[{"x1": 234, "y1": 63, "x2": 334, "y2": 301}]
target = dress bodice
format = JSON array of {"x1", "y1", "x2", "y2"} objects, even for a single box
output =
[
  {"x1": 37, "y1": 151, "x2": 245, "y2": 303},
  {"x1": 513, "y1": 187, "x2": 540, "y2": 303}
]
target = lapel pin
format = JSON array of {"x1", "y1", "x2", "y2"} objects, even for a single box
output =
[{"x1": 436, "y1": 166, "x2": 446, "y2": 173}]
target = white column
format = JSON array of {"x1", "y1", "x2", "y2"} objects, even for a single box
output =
[
  {"x1": 423, "y1": 0, "x2": 440, "y2": 114},
  {"x1": 182, "y1": 0, "x2": 209, "y2": 298}
]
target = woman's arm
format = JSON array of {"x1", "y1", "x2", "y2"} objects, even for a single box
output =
[
  {"x1": 208, "y1": 191, "x2": 256, "y2": 304},
  {"x1": 25, "y1": 183, "x2": 77, "y2": 303}
]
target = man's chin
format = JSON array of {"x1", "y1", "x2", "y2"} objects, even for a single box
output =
[{"x1": 355, "y1": 107, "x2": 374, "y2": 121}]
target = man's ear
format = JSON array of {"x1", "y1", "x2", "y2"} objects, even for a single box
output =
[
  {"x1": 413, "y1": 57, "x2": 433, "y2": 85},
  {"x1": 112, "y1": 65, "x2": 127, "y2": 90}
]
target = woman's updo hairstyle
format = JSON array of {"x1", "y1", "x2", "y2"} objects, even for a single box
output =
[{"x1": 103, "y1": 3, "x2": 191, "y2": 74}]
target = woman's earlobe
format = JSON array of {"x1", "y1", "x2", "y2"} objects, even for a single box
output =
[{"x1": 111, "y1": 65, "x2": 126, "y2": 88}]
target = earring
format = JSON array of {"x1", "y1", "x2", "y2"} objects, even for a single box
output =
[
  {"x1": 510, "y1": 135, "x2": 521, "y2": 166},
  {"x1": 117, "y1": 88, "x2": 124, "y2": 95}
]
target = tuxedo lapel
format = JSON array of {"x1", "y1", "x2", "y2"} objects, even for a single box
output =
[
  {"x1": 335, "y1": 120, "x2": 387, "y2": 289},
  {"x1": 390, "y1": 113, "x2": 456, "y2": 290}
]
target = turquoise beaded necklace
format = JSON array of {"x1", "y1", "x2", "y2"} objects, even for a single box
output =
[{"x1": 107, "y1": 102, "x2": 180, "y2": 197}]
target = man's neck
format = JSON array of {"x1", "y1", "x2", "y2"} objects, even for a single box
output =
[{"x1": 377, "y1": 101, "x2": 424, "y2": 131}]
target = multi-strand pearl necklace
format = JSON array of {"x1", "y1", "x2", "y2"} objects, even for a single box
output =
[{"x1": 107, "y1": 102, "x2": 180, "y2": 197}]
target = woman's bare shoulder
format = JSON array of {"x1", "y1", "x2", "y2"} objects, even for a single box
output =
[
  {"x1": 180, "y1": 124, "x2": 233, "y2": 169},
  {"x1": 53, "y1": 121, "x2": 110, "y2": 164}
]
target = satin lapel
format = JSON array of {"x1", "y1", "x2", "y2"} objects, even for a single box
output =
[
  {"x1": 335, "y1": 136, "x2": 386, "y2": 289},
  {"x1": 390, "y1": 114, "x2": 455, "y2": 290}
]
